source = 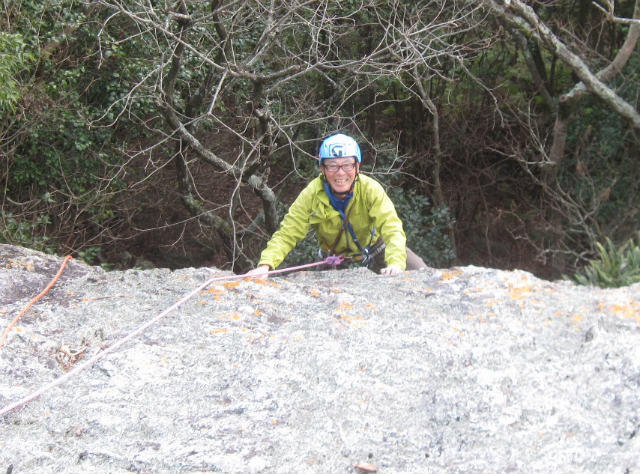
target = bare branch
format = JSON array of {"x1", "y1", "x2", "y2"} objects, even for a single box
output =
[
  {"x1": 592, "y1": 0, "x2": 640, "y2": 25},
  {"x1": 564, "y1": 0, "x2": 640, "y2": 101},
  {"x1": 483, "y1": 0, "x2": 640, "y2": 129}
]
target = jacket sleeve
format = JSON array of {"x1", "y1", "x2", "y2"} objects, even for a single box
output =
[
  {"x1": 257, "y1": 183, "x2": 314, "y2": 269},
  {"x1": 365, "y1": 179, "x2": 407, "y2": 269}
]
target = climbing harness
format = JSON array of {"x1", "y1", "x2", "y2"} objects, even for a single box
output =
[
  {"x1": 320, "y1": 238, "x2": 385, "y2": 268},
  {"x1": 349, "y1": 237, "x2": 385, "y2": 267},
  {"x1": 322, "y1": 181, "x2": 382, "y2": 267},
  {"x1": 0, "y1": 254, "x2": 343, "y2": 418}
]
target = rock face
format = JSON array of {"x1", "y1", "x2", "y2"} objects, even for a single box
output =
[{"x1": 0, "y1": 243, "x2": 639, "y2": 474}]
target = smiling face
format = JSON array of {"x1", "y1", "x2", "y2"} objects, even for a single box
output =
[{"x1": 321, "y1": 157, "x2": 359, "y2": 194}]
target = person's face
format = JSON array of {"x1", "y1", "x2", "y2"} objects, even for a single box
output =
[{"x1": 321, "y1": 157, "x2": 359, "y2": 194}]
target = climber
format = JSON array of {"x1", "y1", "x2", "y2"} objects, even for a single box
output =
[{"x1": 246, "y1": 133, "x2": 428, "y2": 278}]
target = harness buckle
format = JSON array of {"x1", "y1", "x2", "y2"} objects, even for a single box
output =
[{"x1": 359, "y1": 247, "x2": 371, "y2": 266}]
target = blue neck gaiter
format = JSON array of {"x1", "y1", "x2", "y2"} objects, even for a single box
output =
[{"x1": 323, "y1": 181, "x2": 353, "y2": 217}]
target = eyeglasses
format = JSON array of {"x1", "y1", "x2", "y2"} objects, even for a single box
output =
[{"x1": 323, "y1": 162, "x2": 356, "y2": 172}]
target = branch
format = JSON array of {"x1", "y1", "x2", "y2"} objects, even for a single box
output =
[
  {"x1": 159, "y1": 15, "x2": 278, "y2": 236},
  {"x1": 564, "y1": 0, "x2": 640, "y2": 101},
  {"x1": 511, "y1": 28, "x2": 556, "y2": 111},
  {"x1": 484, "y1": 0, "x2": 640, "y2": 129},
  {"x1": 592, "y1": 0, "x2": 640, "y2": 25}
]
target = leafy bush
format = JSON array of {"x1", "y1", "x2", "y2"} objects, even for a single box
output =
[
  {"x1": 281, "y1": 229, "x2": 321, "y2": 268},
  {"x1": 569, "y1": 232, "x2": 640, "y2": 288},
  {"x1": 0, "y1": 212, "x2": 52, "y2": 252},
  {"x1": 1, "y1": 0, "x2": 135, "y2": 258},
  {"x1": 0, "y1": 32, "x2": 33, "y2": 112},
  {"x1": 386, "y1": 187, "x2": 456, "y2": 268}
]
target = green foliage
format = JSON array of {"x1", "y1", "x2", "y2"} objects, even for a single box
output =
[
  {"x1": 277, "y1": 201, "x2": 319, "y2": 267},
  {"x1": 281, "y1": 229, "x2": 320, "y2": 268},
  {"x1": 386, "y1": 187, "x2": 456, "y2": 268},
  {"x1": 0, "y1": 32, "x2": 33, "y2": 113},
  {"x1": 569, "y1": 232, "x2": 640, "y2": 288},
  {"x1": 559, "y1": 74, "x2": 640, "y2": 251},
  {"x1": 368, "y1": 145, "x2": 456, "y2": 267},
  {"x1": 0, "y1": 212, "x2": 52, "y2": 251},
  {"x1": 77, "y1": 246, "x2": 102, "y2": 266},
  {"x1": 7, "y1": 98, "x2": 126, "y2": 238},
  {"x1": 0, "y1": 0, "x2": 133, "y2": 256},
  {"x1": 1, "y1": 0, "x2": 635, "y2": 277}
]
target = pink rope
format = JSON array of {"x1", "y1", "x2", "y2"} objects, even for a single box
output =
[
  {"x1": 258, "y1": 254, "x2": 344, "y2": 275},
  {"x1": 0, "y1": 255, "x2": 343, "y2": 418}
]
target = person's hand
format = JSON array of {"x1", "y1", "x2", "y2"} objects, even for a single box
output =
[
  {"x1": 380, "y1": 265, "x2": 402, "y2": 276},
  {"x1": 245, "y1": 264, "x2": 270, "y2": 279}
]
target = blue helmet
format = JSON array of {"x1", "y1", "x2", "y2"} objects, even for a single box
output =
[{"x1": 318, "y1": 133, "x2": 361, "y2": 163}]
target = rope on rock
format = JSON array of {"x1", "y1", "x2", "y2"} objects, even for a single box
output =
[
  {"x1": 0, "y1": 255, "x2": 73, "y2": 350},
  {"x1": 0, "y1": 255, "x2": 343, "y2": 418}
]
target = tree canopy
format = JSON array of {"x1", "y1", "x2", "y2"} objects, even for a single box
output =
[{"x1": 1, "y1": 0, "x2": 639, "y2": 279}]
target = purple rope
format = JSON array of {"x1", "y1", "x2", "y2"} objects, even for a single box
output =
[{"x1": 324, "y1": 255, "x2": 344, "y2": 267}]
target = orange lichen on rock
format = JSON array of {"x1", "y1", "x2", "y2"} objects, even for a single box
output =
[
  {"x1": 508, "y1": 283, "x2": 534, "y2": 300},
  {"x1": 607, "y1": 299, "x2": 640, "y2": 323},
  {"x1": 218, "y1": 312, "x2": 241, "y2": 321},
  {"x1": 203, "y1": 286, "x2": 224, "y2": 295},
  {"x1": 340, "y1": 314, "x2": 367, "y2": 327},
  {"x1": 440, "y1": 269, "x2": 463, "y2": 280},
  {"x1": 570, "y1": 314, "x2": 584, "y2": 328},
  {"x1": 246, "y1": 277, "x2": 280, "y2": 287}
]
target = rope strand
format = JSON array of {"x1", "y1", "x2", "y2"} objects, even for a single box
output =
[
  {"x1": 0, "y1": 255, "x2": 73, "y2": 350},
  {"x1": 0, "y1": 255, "x2": 342, "y2": 418}
]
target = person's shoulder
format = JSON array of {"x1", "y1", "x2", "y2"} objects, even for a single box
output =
[
  {"x1": 357, "y1": 173, "x2": 385, "y2": 192},
  {"x1": 357, "y1": 173, "x2": 378, "y2": 184},
  {"x1": 294, "y1": 174, "x2": 326, "y2": 202},
  {"x1": 310, "y1": 173, "x2": 325, "y2": 187},
  {"x1": 301, "y1": 174, "x2": 325, "y2": 193}
]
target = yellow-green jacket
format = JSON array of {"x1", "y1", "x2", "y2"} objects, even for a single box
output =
[{"x1": 258, "y1": 173, "x2": 407, "y2": 269}]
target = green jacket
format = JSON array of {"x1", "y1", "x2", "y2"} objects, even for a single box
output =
[{"x1": 258, "y1": 173, "x2": 407, "y2": 269}]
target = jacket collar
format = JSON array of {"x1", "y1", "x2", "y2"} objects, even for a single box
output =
[{"x1": 318, "y1": 173, "x2": 360, "y2": 201}]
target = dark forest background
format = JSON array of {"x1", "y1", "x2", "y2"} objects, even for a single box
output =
[{"x1": 2, "y1": 0, "x2": 639, "y2": 279}]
